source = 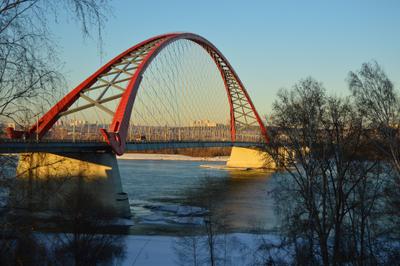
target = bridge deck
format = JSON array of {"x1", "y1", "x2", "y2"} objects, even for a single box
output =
[{"x1": 0, "y1": 140, "x2": 264, "y2": 154}]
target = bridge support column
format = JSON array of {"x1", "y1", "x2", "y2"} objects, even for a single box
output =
[
  {"x1": 227, "y1": 146, "x2": 276, "y2": 169},
  {"x1": 11, "y1": 152, "x2": 131, "y2": 218}
]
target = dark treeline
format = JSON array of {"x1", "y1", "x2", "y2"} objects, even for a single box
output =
[
  {"x1": 264, "y1": 61, "x2": 400, "y2": 265},
  {"x1": 127, "y1": 147, "x2": 232, "y2": 157}
]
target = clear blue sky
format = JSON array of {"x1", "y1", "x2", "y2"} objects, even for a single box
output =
[{"x1": 53, "y1": 0, "x2": 400, "y2": 115}]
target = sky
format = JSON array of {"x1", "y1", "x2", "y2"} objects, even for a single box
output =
[{"x1": 53, "y1": 0, "x2": 400, "y2": 115}]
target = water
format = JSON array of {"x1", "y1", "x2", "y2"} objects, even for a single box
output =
[{"x1": 118, "y1": 159, "x2": 279, "y2": 233}]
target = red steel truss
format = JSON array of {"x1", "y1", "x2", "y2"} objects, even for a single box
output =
[{"x1": 7, "y1": 33, "x2": 269, "y2": 155}]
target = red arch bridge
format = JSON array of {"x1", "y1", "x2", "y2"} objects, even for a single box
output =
[
  {"x1": 1, "y1": 32, "x2": 268, "y2": 154},
  {"x1": 0, "y1": 33, "x2": 273, "y2": 218}
]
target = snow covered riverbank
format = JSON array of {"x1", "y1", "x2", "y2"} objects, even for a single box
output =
[
  {"x1": 120, "y1": 233, "x2": 282, "y2": 265},
  {"x1": 118, "y1": 153, "x2": 229, "y2": 162},
  {"x1": 30, "y1": 231, "x2": 283, "y2": 265}
]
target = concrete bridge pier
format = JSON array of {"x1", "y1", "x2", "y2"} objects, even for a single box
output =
[
  {"x1": 11, "y1": 152, "x2": 131, "y2": 219},
  {"x1": 227, "y1": 146, "x2": 277, "y2": 169}
]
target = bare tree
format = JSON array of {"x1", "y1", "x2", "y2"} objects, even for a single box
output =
[
  {"x1": 0, "y1": 186, "x2": 126, "y2": 265},
  {"x1": 0, "y1": 1, "x2": 113, "y2": 264},
  {"x1": 348, "y1": 61, "x2": 400, "y2": 171},
  {"x1": 0, "y1": 0, "x2": 110, "y2": 126},
  {"x1": 269, "y1": 77, "x2": 385, "y2": 265},
  {"x1": 174, "y1": 232, "x2": 202, "y2": 266},
  {"x1": 174, "y1": 176, "x2": 233, "y2": 266},
  {"x1": 49, "y1": 188, "x2": 125, "y2": 265},
  {"x1": 348, "y1": 61, "x2": 400, "y2": 249},
  {"x1": 0, "y1": 221, "x2": 50, "y2": 265}
]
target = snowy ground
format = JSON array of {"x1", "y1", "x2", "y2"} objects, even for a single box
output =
[
  {"x1": 28, "y1": 209, "x2": 285, "y2": 265},
  {"x1": 118, "y1": 233, "x2": 282, "y2": 266},
  {"x1": 36, "y1": 232, "x2": 283, "y2": 265},
  {"x1": 118, "y1": 153, "x2": 229, "y2": 162}
]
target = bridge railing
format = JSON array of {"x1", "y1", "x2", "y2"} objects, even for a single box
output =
[
  {"x1": 0, "y1": 138, "x2": 263, "y2": 144},
  {"x1": 2, "y1": 125, "x2": 265, "y2": 143}
]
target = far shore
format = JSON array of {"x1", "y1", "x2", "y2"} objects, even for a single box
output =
[{"x1": 117, "y1": 153, "x2": 229, "y2": 162}]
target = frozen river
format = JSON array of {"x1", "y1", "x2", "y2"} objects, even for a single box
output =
[{"x1": 118, "y1": 155, "x2": 279, "y2": 233}]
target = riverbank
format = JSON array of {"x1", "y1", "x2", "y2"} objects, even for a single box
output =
[
  {"x1": 34, "y1": 232, "x2": 282, "y2": 265},
  {"x1": 119, "y1": 232, "x2": 281, "y2": 265},
  {"x1": 118, "y1": 153, "x2": 229, "y2": 162}
]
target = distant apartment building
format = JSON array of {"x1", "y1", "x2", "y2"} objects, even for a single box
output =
[
  {"x1": 190, "y1": 119, "x2": 219, "y2": 127},
  {"x1": 68, "y1": 119, "x2": 87, "y2": 127}
]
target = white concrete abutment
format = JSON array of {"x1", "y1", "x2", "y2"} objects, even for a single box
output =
[{"x1": 227, "y1": 146, "x2": 277, "y2": 169}]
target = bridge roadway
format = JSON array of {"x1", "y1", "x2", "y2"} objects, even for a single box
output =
[{"x1": 0, "y1": 140, "x2": 265, "y2": 154}]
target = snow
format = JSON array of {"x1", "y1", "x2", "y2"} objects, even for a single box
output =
[
  {"x1": 122, "y1": 235, "x2": 177, "y2": 266},
  {"x1": 34, "y1": 231, "x2": 400, "y2": 266},
  {"x1": 140, "y1": 214, "x2": 173, "y2": 225},
  {"x1": 135, "y1": 203, "x2": 208, "y2": 226},
  {"x1": 129, "y1": 200, "x2": 209, "y2": 226},
  {"x1": 200, "y1": 164, "x2": 257, "y2": 171},
  {"x1": 145, "y1": 203, "x2": 207, "y2": 216},
  {"x1": 199, "y1": 164, "x2": 227, "y2": 170},
  {"x1": 118, "y1": 153, "x2": 229, "y2": 162},
  {"x1": 32, "y1": 231, "x2": 284, "y2": 266},
  {"x1": 139, "y1": 213, "x2": 205, "y2": 226},
  {"x1": 170, "y1": 216, "x2": 204, "y2": 225},
  {"x1": 121, "y1": 233, "x2": 283, "y2": 266}
]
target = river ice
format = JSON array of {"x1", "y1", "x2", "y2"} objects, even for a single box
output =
[{"x1": 132, "y1": 200, "x2": 208, "y2": 226}]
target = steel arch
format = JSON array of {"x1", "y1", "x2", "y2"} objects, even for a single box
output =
[{"x1": 9, "y1": 33, "x2": 269, "y2": 155}]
